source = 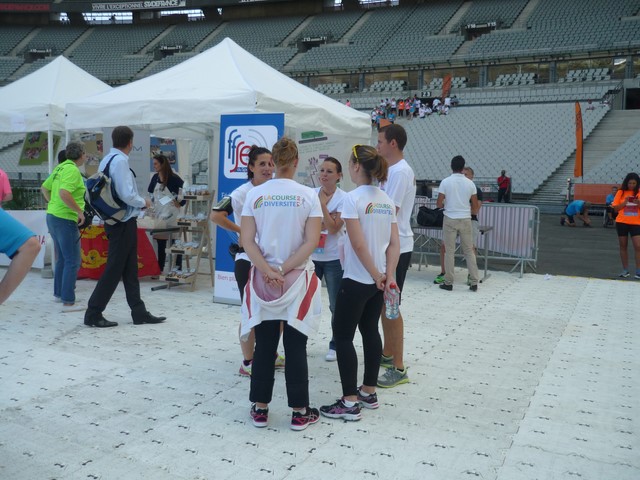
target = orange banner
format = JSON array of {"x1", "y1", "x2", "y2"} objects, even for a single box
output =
[
  {"x1": 442, "y1": 74, "x2": 452, "y2": 99},
  {"x1": 574, "y1": 101, "x2": 583, "y2": 178}
]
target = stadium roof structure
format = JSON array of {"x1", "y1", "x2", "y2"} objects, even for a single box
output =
[{"x1": 65, "y1": 37, "x2": 371, "y2": 141}]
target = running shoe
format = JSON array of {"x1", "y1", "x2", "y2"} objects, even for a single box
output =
[
  {"x1": 379, "y1": 354, "x2": 394, "y2": 369},
  {"x1": 357, "y1": 388, "x2": 379, "y2": 409},
  {"x1": 250, "y1": 404, "x2": 268, "y2": 428},
  {"x1": 635, "y1": 272, "x2": 640, "y2": 280},
  {"x1": 290, "y1": 407, "x2": 320, "y2": 431},
  {"x1": 274, "y1": 354, "x2": 285, "y2": 369},
  {"x1": 239, "y1": 360, "x2": 252, "y2": 377},
  {"x1": 619, "y1": 270, "x2": 630, "y2": 278},
  {"x1": 433, "y1": 273, "x2": 445, "y2": 284},
  {"x1": 320, "y1": 398, "x2": 362, "y2": 421},
  {"x1": 325, "y1": 349, "x2": 337, "y2": 362},
  {"x1": 377, "y1": 367, "x2": 409, "y2": 388}
]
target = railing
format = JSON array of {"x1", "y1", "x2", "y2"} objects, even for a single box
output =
[{"x1": 412, "y1": 196, "x2": 539, "y2": 277}]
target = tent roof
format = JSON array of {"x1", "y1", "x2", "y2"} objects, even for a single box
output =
[
  {"x1": 65, "y1": 38, "x2": 371, "y2": 140},
  {"x1": 0, "y1": 56, "x2": 112, "y2": 133}
]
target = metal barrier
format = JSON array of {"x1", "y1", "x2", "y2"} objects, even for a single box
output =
[{"x1": 412, "y1": 197, "x2": 539, "y2": 277}]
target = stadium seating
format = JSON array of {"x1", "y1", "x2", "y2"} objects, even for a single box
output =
[
  {"x1": 402, "y1": 102, "x2": 608, "y2": 193},
  {"x1": 0, "y1": 57, "x2": 25, "y2": 83},
  {"x1": 0, "y1": 26, "x2": 33, "y2": 56},
  {"x1": 156, "y1": 21, "x2": 221, "y2": 52},
  {"x1": 583, "y1": 130, "x2": 640, "y2": 184},
  {"x1": 293, "y1": 11, "x2": 363, "y2": 43},
  {"x1": 559, "y1": 69, "x2": 611, "y2": 83},
  {"x1": 24, "y1": 26, "x2": 87, "y2": 56}
]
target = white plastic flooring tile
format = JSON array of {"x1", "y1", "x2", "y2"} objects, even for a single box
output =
[
  {"x1": 499, "y1": 445, "x2": 640, "y2": 480},
  {"x1": 1, "y1": 269, "x2": 638, "y2": 479}
]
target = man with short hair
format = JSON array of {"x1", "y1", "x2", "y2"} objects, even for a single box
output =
[
  {"x1": 84, "y1": 126, "x2": 166, "y2": 328},
  {"x1": 376, "y1": 123, "x2": 416, "y2": 388},
  {"x1": 497, "y1": 170, "x2": 511, "y2": 203},
  {"x1": 437, "y1": 155, "x2": 480, "y2": 292}
]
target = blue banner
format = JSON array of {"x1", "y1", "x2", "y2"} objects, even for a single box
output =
[{"x1": 214, "y1": 113, "x2": 284, "y2": 304}]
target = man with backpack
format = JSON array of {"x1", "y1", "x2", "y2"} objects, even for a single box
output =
[{"x1": 84, "y1": 126, "x2": 166, "y2": 328}]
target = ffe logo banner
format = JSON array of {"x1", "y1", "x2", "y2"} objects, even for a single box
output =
[{"x1": 214, "y1": 113, "x2": 284, "y2": 304}]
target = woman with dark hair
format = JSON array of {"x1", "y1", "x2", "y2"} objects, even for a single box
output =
[
  {"x1": 41, "y1": 141, "x2": 88, "y2": 312},
  {"x1": 240, "y1": 137, "x2": 323, "y2": 431},
  {"x1": 320, "y1": 144, "x2": 400, "y2": 422},
  {"x1": 311, "y1": 157, "x2": 346, "y2": 362},
  {"x1": 611, "y1": 172, "x2": 640, "y2": 279},
  {"x1": 210, "y1": 146, "x2": 281, "y2": 377},
  {"x1": 147, "y1": 154, "x2": 185, "y2": 274}
]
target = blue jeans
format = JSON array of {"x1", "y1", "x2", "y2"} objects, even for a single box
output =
[
  {"x1": 46, "y1": 214, "x2": 80, "y2": 303},
  {"x1": 313, "y1": 259, "x2": 343, "y2": 350}
]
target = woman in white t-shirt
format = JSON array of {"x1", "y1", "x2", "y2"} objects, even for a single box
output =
[
  {"x1": 240, "y1": 137, "x2": 323, "y2": 431},
  {"x1": 320, "y1": 145, "x2": 400, "y2": 422},
  {"x1": 210, "y1": 146, "x2": 279, "y2": 377},
  {"x1": 311, "y1": 157, "x2": 346, "y2": 362}
]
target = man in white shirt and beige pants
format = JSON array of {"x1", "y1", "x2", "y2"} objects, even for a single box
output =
[{"x1": 436, "y1": 155, "x2": 480, "y2": 292}]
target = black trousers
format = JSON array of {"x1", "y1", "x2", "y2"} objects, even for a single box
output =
[
  {"x1": 333, "y1": 278, "x2": 383, "y2": 397},
  {"x1": 498, "y1": 188, "x2": 508, "y2": 203},
  {"x1": 155, "y1": 238, "x2": 182, "y2": 271},
  {"x1": 86, "y1": 218, "x2": 146, "y2": 317},
  {"x1": 250, "y1": 321, "x2": 309, "y2": 408}
]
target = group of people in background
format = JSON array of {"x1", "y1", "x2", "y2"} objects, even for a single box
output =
[{"x1": 370, "y1": 95, "x2": 455, "y2": 127}]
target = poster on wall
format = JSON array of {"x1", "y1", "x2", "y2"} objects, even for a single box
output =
[
  {"x1": 213, "y1": 113, "x2": 284, "y2": 305},
  {"x1": 77, "y1": 132, "x2": 103, "y2": 177},
  {"x1": 150, "y1": 137, "x2": 178, "y2": 175},
  {"x1": 292, "y1": 128, "x2": 356, "y2": 192},
  {"x1": 18, "y1": 132, "x2": 61, "y2": 166}
]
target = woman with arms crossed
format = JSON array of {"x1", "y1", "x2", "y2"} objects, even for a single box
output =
[{"x1": 311, "y1": 157, "x2": 346, "y2": 362}]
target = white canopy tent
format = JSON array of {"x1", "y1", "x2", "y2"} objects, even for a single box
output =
[
  {"x1": 0, "y1": 56, "x2": 112, "y2": 172},
  {"x1": 65, "y1": 37, "x2": 372, "y2": 168}
]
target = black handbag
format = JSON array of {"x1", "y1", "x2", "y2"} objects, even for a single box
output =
[{"x1": 416, "y1": 206, "x2": 444, "y2": 228}]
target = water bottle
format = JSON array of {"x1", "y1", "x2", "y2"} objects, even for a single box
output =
[{"x1": 385, "y1": 283, "x2": 400, "y2": 320}]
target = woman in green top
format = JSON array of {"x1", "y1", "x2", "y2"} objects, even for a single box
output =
[{"x1": 41, "y1": 141, "x2": 87, "y2": 310}]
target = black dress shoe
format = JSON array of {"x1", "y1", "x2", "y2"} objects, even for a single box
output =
[
  {"x1": 133, "y1": 312, "x2": 166, "y2": 325},
  {"x1": 84, "y1": 315, "x2": 118, "y2": 328},
  {"x1": 439, "y1": 284, "x2": 453, "y2": 291},
  {"x1": 469, "y1": 285, "x2": 478, "y2": 292}
]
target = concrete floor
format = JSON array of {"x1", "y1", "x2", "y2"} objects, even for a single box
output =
[{"x1": 0, "y1": 256, "x2": 638, "y2": 479}]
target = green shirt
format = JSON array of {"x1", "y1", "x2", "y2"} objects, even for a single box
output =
[{"x1": 42, "y1": 160, "x2": 86, "y2": 221}]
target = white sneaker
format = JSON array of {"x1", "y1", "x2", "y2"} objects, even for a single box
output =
[
  {"x1": 62, "y1": 303, "x2": 84, "y2": 313},
  {"x1": 325, "y1": 349, "x2": 337, "y2": 362}
]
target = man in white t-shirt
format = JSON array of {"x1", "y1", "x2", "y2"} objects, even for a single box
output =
[
  {"x1": 436, "y1": 155, "x2": 480, "y2": 291},
  {"x1": 376, "y1": 124, "x2": 416, "y2": 389}
]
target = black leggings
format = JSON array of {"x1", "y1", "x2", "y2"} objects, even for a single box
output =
[
  {"x1": 234, "y1": 258, "x2": 251, "y2": 301},
  {"x1": 156, "y1": 238, "x2": 182, "y2": 271},
  {"x1": 250, "y1": 321, "x2": 309, "y2": 408},
  {"x1": 333, "y1": 278, "x2": 384, "y2": 397}
]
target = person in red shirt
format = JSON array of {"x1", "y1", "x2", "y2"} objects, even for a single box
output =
[
  {"x1": 497, "y1": 170, "x2": 511, "y2": 203},
  {"x1": 611, "y1": 172, "x2": 640, "y2": 279}
]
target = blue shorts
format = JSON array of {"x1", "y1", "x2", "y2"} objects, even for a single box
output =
[{"x1": 0, "y1": 209, "x2": 36, "y2": 259}]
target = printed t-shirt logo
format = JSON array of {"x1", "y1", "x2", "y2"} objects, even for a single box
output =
[
  {"x1": 254, "y1": 194, "x2": 305, "y2": 209},
  {"x1": 365, "y1": 202, "x2": 393, "y2": 215}
]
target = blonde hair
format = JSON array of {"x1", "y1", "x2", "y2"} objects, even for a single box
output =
[
  {"x1": 351, "y1": 144, "x2": 388, "y2": 183},
  {"x1": 272, "y1": 137, "x2": 298, "y2": 168}
]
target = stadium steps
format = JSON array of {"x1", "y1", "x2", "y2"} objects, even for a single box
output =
[
  {"x1": 141, "y1": 24, "x2": 176, "y2": 54},
  {"x1": 439, "y1": 1, "x2": 471, "y2": 35},
  {"x1": 9, "y1": 28, "x2": 38, "y2": 56},
  {"x1": 281, "y1": 16, "x2": 313, "y2": 47},
  {"x1": 512, "y1": 0, "x2": 541, "y2": 30},
  {"x1": 65, "y1": 28, "x2": 97, "y2": 56},
  {"x1": 340, "y1": 10, "x2": 372, "y2": 43},
  {"x1": 580, "y1": 109, "x2": 640, "y2": 174},
  {"x1": 195, "y1": 22, "x2": 228, "y2": 53},
  {"x1": 452, "y1": 39, "x2": 474, "y2": 58},
  {"x1": 528, "y1": 109, "x2": 640, "y2": 208}
]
